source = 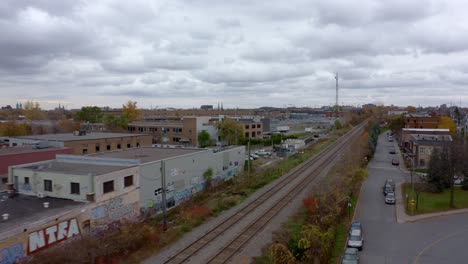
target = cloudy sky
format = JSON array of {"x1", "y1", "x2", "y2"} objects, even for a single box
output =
[{"x1": 1, "y1": 0, "x2": 468, "y2": 110}]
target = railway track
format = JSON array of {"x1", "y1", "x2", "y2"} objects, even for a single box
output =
[{"x1": 163, "y1": 121, "x2": 368, "y2": 264}]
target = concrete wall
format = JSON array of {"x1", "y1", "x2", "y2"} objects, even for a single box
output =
[
  {"x1": 10, "y1": 167, "x2": 93, "y2": 202},
  {"x1": 139, "y1": 146, "x2": 245, "y2": 214},
  {"x1": 0, "y1": 190, "x2": 140, "y2": 264}
]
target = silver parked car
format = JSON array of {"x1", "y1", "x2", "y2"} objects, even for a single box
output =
[
  {"x1": 341, "y1": 247, "x2": 359, "y2": 264},
  {"x1": 385, "y1": 192, "x2": 396, "y2": 204},
  {"x1": 347, "y1": 229, "x2": 364, "y2": 251}
]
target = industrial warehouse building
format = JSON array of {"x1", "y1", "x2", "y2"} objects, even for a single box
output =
[
  {"x1": 2, "y1": 145, "x2": 245, "y2": 261},
  {"x1": 8, "y1": 132, "x2": 152, "y2": 155}
]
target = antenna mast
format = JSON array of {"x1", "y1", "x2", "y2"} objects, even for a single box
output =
[{"x1": 335, "y1": 73, "x2": 339, "y2": 114}]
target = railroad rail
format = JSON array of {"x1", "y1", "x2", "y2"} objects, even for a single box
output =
[{"x1": 164, "y1": 121, "x2": 368, "y2": 264}]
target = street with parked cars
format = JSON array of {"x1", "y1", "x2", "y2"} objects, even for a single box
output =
[{"x1": 352, "y1": 132, "x2": 468, "y2": 263}]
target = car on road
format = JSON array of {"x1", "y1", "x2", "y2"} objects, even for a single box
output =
[
  {"x1": 389, "y1": 147, "x2": 396, "y2": 154},
  {"x1": 383, "y1": 179, "x2": 395, "y2": 196},
  {"x1": 255, "y1": 149, "x2": 272, "y2": 156},
  {"x1": 388, "y1": 135, "x2": 393, "y2": 142},
  {"x1": 385, "y1": 192, "x2": 396, "y2": 204},
  {"x1": 454, "y1": 177, "x2": 464, "y2": 185},
  {"x1": 349, "y1": 221, "x2": 362, "y2": 235},
  {"x1": 347, "y1": 229, "x2": 364, "y2": 251},
  {"x1": 391, "y1": 158, "x2": 399, "y2": 165},
  {"x1": 341, "y1": 247, "x2": 359, "y2": 264}
]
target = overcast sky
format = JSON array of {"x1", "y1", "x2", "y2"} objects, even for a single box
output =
[{"x1": 1, "y1": 0, "x2": 468, "y2": 110}]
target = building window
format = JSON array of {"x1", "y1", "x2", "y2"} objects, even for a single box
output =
[
  {"x1": 95, "y1": 145, "x2": 100, "y2": 152},
  {"x1": 71, "y1": 182, "x2": 80, "y2": 195},
  {"x1": 124, "y1": 175, "x2": 133, "y2": 187},
  {"x1": 107, "y1": 145, "x2": 111, "y2": 150},
  {"x1": 258, "y1": 124, "x2": 261, "y2": 129},
  {"x1": 117, "y1": 144, "x2": 121, "y2": 149},
  {"x1": 24, "y1": 177, "x2": 30, "y2": 184},
  {"x1": 136, "y1": 142, "x2": 140, "y2": 147},
  {"x1": 245, "y1": 132, "x2": 249, "y2": 138},
  {"x1": 44, "y1": 180, "x2": 53, "y2": 192},
  {"x1": 127, "y1": 143, "x2": 131, "y2": 148},
  {"x1": 251, "y1": 132, "x2": 255, "y2": 137},
  {"x1": 103, "y1": 180, "x2": 114, "y2": 194},
  {"x1": 173, "y1": 137, "x2": 181, "y2": 142},
  {"x1": 419, "y1": 147, "x2": 425, "y2": 154},
  {"x1": 245, "y1": 125, "x2": 249, "y2": 129},
  {"x1": 82, "y1": 148, "x2": 88, "y2": 155}
]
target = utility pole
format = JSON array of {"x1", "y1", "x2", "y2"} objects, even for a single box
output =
[
  {"x1": 247, "y1": 140, "x2": 251, "y2": 181},
  {"x1": 160, "y1": 160, "x2": 167, "y2": 231}
]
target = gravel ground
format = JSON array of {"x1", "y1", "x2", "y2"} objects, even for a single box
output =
[
  {"x1": 144, "y1": 150, "x2": 343, "y2": 264},
  {"x1": 229, "y1": 156, "x2": 340, "y2": 263}
]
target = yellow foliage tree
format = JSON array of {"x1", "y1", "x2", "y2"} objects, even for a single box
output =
[
  {"x1": 23, "y1": 101, "x2": 45, "y2": 120},
  {"x1": 438, "y1": 116, "x2": 456, "y2": 135},
  {"x1": 122, "y1": 101, "x2": 142, "y2": 122},
  {"x1": 0, "y1": 121, "x2": 32, "y2": 136}
]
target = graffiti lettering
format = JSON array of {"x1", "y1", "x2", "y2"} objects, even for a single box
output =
[
  {"x1": 28, "y1": 218, "x2": 80, "y2": 254},
  {"x1": 91, "y1": 206, "x2": 106, "y2": 220},
  {"x1": 108, "y1": 204, "x2": 134, "y2": 221},
  {"x1": 0, "y1": 243, "x2": 23, "y2": 264},
  {"x1": 106, "y1": 197, "x2": 123, "y2": 211},
  {"x1": 175, "y1": 189, "x2": 191, "y2": 204}
]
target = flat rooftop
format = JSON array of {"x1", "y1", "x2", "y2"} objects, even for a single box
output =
[
  {"x1": 19, "y1": 160, "x2": 133, "y2": 176},
  {"x1": 13, "y1": 132, "x2": 149, "y2": 142},
  {"x1": 403, "y1": 128, "x2": 449, "y2": 132},
  {"x1": 92, "y1": 147, "x2": 204, "y2": 163},
  {"x1": 0, "y1": 146, "x2": 70, "y2": 156},
  {"x1": 0, "y1": 193, "x2": 84, "y2": 234}
]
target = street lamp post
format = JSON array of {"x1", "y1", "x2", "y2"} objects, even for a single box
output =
[{"x1": 347, "y1": 197, "x2": 352, "y2": 219}]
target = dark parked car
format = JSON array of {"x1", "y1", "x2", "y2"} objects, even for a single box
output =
[
  {"x1": 391, "y1": 158, "x2": 399, "y2": 165},
  {"x1": 389, "y1": 147, "x2": 396, "y2": 154}
]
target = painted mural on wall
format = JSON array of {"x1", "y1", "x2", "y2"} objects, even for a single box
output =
[
  {"x1": 28, "y1": 218, "x2": 80, "y2": 254},
  {"x1": 90, "y1": 196, "x2": 138, "y2": 232},
  {"x1": 0, "y1": 243, "x2": 23, "y2": 264}
]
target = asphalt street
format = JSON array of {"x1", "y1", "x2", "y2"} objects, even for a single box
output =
[{"x1": 354, "y1": 133, "x2": 468, "y2": 264}]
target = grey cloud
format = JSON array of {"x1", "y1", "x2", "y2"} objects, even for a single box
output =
[{"x1": 216, "y1": 18, "x2": 241, "y2": 28}]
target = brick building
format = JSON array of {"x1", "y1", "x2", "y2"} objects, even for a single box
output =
[
  {"x1": 404, "y1": 113, "x2": 440, "y2": 129},
  {"x1": 8, "y1": 132, "x2": 152, "y2": 155}
]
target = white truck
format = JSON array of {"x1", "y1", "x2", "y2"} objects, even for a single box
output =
[{"x1": 32, "y1": 141, "x2": 49, "y2": 149}]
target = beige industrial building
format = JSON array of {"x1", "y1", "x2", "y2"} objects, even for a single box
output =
[{"x1": 8, "y1": 132, "x2": 152, "y2": 155}]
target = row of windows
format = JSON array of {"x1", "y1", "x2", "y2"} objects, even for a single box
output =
[
  {"x1": 129, "y1": 127, "x2": 184, "y2": 133},
  {"x1": 245, "y1": 131, "x2": 262, "y2": 138},
  {"x1": 36, "y1": 175, "x2": 134, "y2": 195},
  {"x1": 82, "y1": 143, "x2": 140, "y2": 154},
  {"x1": 103, "y1": 175, "x2": 134, "y2": 194},
  {"x1": 245, "y1": 124, "x2": 261, "y2": 129}
]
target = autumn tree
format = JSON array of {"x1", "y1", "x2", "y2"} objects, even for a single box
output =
[
  {"x1": 122, "y1": 101, "x2": 141, "y2": 122},
  {"x1": 0, "y1": 121, "x2": 32, "y2": 136},
  {"x1": 438, "y1": 115, "x2": 456, "y2": 136},
  {"x1": 405, "y1": 106, "x2": 417, "y2": 113},
  {"x1": 23, "y1": 101, "x2": 45, "y2": 120},
  {"x1": 74, "y1": 106, "x2": 102, "y2": 123},
  {"x1": 387, "y1": 114, "x2": 404, "y2": 136},
  {"x1": 55, "y1": 119, "x2": 80, "y2": 133},
  {"x1": 216, "y1": 118, "x2": 244, "y2": 145}
]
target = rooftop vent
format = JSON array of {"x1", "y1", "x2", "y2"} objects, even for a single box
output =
[
  {"x1": 2, "y1": 213, "x2": 9, "y2": 220},
  {"x1": 43, "y1": 202, "x2": 50, "y2": 208}
]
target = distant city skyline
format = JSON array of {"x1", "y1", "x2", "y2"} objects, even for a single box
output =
[{"x1": 1, "y1": 1, "x2": 468, "y2": 110}]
